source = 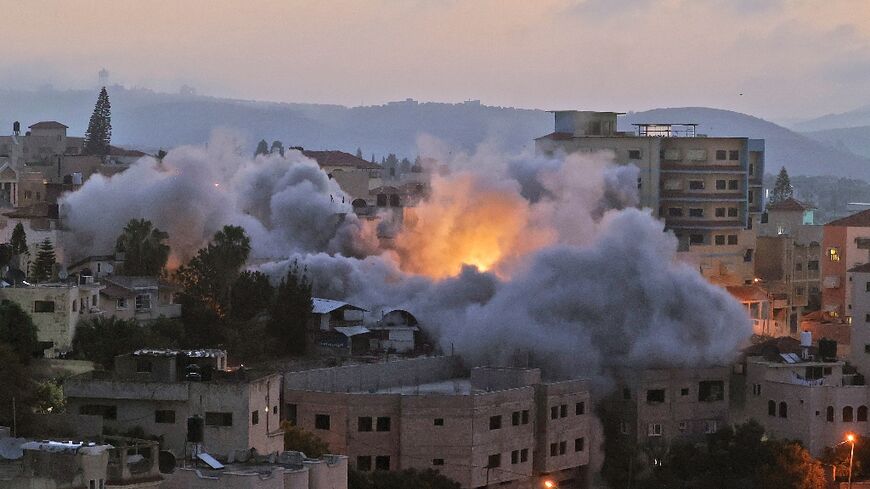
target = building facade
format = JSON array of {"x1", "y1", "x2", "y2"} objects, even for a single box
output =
[{"x1": 822, "y1": 209, "x2": 870, "y2": 320}]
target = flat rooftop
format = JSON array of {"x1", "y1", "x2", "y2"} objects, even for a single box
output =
[{"x1": 354, "y1": 378, "x2": 473, "y2": 395}]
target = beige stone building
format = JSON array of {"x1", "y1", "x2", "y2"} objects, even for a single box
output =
[
  {"x1": 64, "y1": 349, "x2": 284, "y2": 458},
  {"x1": 283, "y1": 356, "x2": 595, "y2": 489},
  {"x1": 0, "y1": 281, "x2": 104, "y2": 357},
  {"x1": 848, "y1": 264, "x2": 870, "y2": 378},
  {"x1": 536, "y1": 111, "x2": 764, "y2": 286},
  {"x1": 100, "y1": 275, "x2": 181, "y2": 322}
]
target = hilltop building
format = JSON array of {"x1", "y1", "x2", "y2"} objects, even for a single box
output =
[{"x1": 536, "y1": 111, "x2": 764, "y2": 286}]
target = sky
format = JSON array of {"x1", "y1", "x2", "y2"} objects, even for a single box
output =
[{"x1": 2, "y1": 0, "x2": 870, "y2": 122}]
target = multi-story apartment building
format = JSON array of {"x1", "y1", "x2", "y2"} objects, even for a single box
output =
[
  {"x1": 822, "y1": 209, "x2": 870, "y2": 319},
  {"x1": 848, "y1": 264, "x2": 870, "y2": 377},
  {"x1": 756, "y1": 198, "x2": 823, "y2": 332},
  {"x1": 535, "y1": 111, "x2": 764, "y2": 286},
  {"x1": 283, "y1": 356, "x2": 594, "y2": 489},
  {"x1": 63, "y1": 349, "x2": 284, "y2": 458}
]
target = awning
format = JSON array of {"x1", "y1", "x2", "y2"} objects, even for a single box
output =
[{"x1": 334, "y1": 326, "x2": 370, "y2": 337}]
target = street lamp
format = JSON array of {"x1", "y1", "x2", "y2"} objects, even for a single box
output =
[
  {"x1": 543, "y1": 480, "x2": 558, "y2": 489},
  {"x1": 846, "y1": 433, "x2": 856, "y2": 489}
]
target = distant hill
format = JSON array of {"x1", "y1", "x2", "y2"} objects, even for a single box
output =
[
  {"x1": 791, "y1": 105, "x2": 870, "y2": 132},
  {"x1": 620, "y1": 107, "x2": 870, "y2": 179},
  {"x1": 802, "y1": 125, "x2": 870, "y2": 160},
  {"x1": 1, "y1": 89, "x2": 868, "y2": 179}
]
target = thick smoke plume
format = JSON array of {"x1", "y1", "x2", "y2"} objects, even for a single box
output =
[{"x1": 60, "y1": 135, "x2": 751, "y2": 384}]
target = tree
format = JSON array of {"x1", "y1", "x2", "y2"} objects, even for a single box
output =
[
  {"x1": 114, "y1": 218, "x2": 170, "y2": 276},
  {"x1": 771, "y1": 166, "x2": 794, "y2": 204},
  {"x1": 267, "y1": 262, "x2": 312, "y2": 356},
  {"x1": 349, "y1": 468, "x2": 461, "y2": 489},
  {"x1": 30, "y1": 238, "x2": 55, "y2": 283},
  {"x1": 229, "y1": 271, "x2": 274, "y2": 321},
  {"x1": 0, "y1": 344, "x2": 38, "y2": 433},
  {"x1": 255, "y1": 139, "x2": 270, "y2": 157},
  {"x1": 282, "y1": 421, "x2": 330, "y2": 457},
  {"x1": 10, "y1": 222, "x2": 27, "y2": 255},
  {"x1": 0, "y1": 300, "x2": 38, "y2": 364},
  {"x1": 176, "y1": 225, "x2": 251, "y2": 317},
  {"x1": 355, "y1": 148, "x2": 363, "y2": 159},
  {"x1": 270, "y1": 140, "x2": 285, "y2": 157},
  {"x1": 72, "y1": 316, "x2": 147, "y2": 369},
  {"x1": 757, "y1": 441, "x2": 826, "y2": 489},
  {"x1": 83, "y1": 87, "x2": 112, "y2": 155}
]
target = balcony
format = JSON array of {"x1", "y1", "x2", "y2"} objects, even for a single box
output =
[
  {"x1": 660, "y1": 162, "x2": 744, "y2": 173},
  {"x1": 665, "y1": 219, "x2": 743, "y2": 230},
  {"x1": 660, "y1": 190, "x2": 744, "y2": 201}
]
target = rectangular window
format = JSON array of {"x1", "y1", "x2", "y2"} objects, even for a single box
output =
[
  {"x1": 728, "y1": 207, "x2": 739, "y2": 217},
  {"x1": 689, "y1": 208, "x2": 704, "y2": 217},
  {"x1": 80, "y1": 405, "x2": 116, "y2": 420},
  {"x1": 92, "y1": 295, "x2": 97, "y2": 307},
  {"x1": 623, "y1": 388, "x2": 631, "y2": 400},
  {"x1": 520, "y1": 448, "x2": 529, "y2": 462},
  {"x1": 865, "y1": 314, "x2": 870, "y2": 323},
  {"x1": 512, "y1": 411, "x2": 520, "y2": 426},
  {"x1": 716, "y1": 150, "x2": 727, "y2": 160},
  {"x1": 357, "y1": 456, "x2": 372, "y2": 471},
  {"x1": 716, "y1": 180, "x2": 727, "y2": 190},
  {"x1": 205, "y1": 412, "x2": 233, "y2": 427},
  {"x1": 575, "y1": 438, "x2": 585, "y2": 452},
  {"x1": 698, "y1": 380, "x2": 725, "y2": 402},
  {"x1": 681, "y1": 387, "x2": 689, "y2": 396},
  {"x1": 315, "y1": 414, "x2": 330, "y2": 430},
  {"x1": 251, "y1": 410, "x2": 259, "y2": 425},
  {"x1": 704, "y1": 420, "x2": 718, "y2": 434},
  {"x1": 117, "y1": 298, "x2": 128, "y2": 309},
  {"x1": 434, "y1": 418, "x2": 444, "y2": 426},
  {"x1": 749, "y1": 190, "x2": 754, "y2": 204},
  {"x1": 286, "y1": 403, "x2": 298, "y2": 425},
  {"x1": 646, "y1": 389, "x2": 665, "y2": 403},
  {"x1": 511, "y1": 450, "x2": 519, "y2": 464},
  {"x1": 34, "y1": 300, "x2": 55, "y2": 313},
  {"x1": 576, "y1": 402, "x2": 585, "y2": 415},
  {"x1": 376, "y1": 417, "x2": 391, "y2": 432},
  {"x1": 668, "y1": 207, "x2": 684, "y2": 217},
  {"x1": 715, "y1": 208, "x2": 726, "y2": 217},
  {"x1": 550, "y1": 443, "x2": 558, "y2": 456},
  {"x1": 648, "y1": 424, "x2": 663, "y2": 437},
  {"x1": 729, "y1": 150, "x2": 739, "y2": 160},
  {"x1": 358, "y1": 416, "x2": 373, "y2": 432},
  {"x1": 487, "y1": 454, "x2": 501, "y2": 468},
  {"x1": 521, "y1": 410, "x2": 529, "y2": 424},
  {"x1": 490, "y1": 415, "x2": 502, "y2": 430},
  {"x1": 795, "y1": 262, "x2": 803, "y2": 271},
  {"x1": 727, "y1": 235, "x2": 738, "y2": 245},
  {"x1": 628, "y1": 149, "x2": 642, "y2": 159},
  {"x1": 155, "y1": 410, "x2": 175, "y2": 424},
  {"x1": 808, "y1": 260, "x2": 819, "y2": 270},
  {"x1": 375, "y1": 456, "x2": 390, "y2": 471},
  {"x1": 728, "y1": 180, "x2": 739, "y2": 190},
  {"x1": 679, "y1": 421, "x2": 688, "y2": 432},
  {"x1": 136, "y1": 359, "x2": 152, "y2": 373},
  {"x1": 688, "y1": 180, "x2": 705, "y2": 190},
  {"x1": 865, "y1": 344, "x2": 870, "y2": 354},
  {"x1": 433, "y1": 458, "x2": 444, "y2": 466},
  {"x1": 715, "y1": 235, "x2": 725, "y2": 245},
  {"x1": 559, "y1": 441, "x2": 567, "y2": 455},
  {"x1": 550, "y1": 406, "x2": 558, "y2": 420},
  {"x1": 135, "y1": 294, "x2": 152, "y2": 311},
  {"x1": 752, "y1": 384, "x2": 762, "y2": 396},
  {"x1": 560, "y1": 404, "x2": 567, "y2": 418},
  {"x1": 690, "y1": 234, "x2": 704, "y2": 245}
]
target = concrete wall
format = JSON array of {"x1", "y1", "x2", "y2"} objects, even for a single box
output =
[
  {"x1": 851, "y1": 270, "x2": 870, "y2": 377},
  {"x1": 283, "y1": 356, "x2": 462, "y2": 393}
]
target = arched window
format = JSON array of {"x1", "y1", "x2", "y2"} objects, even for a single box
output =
[
  {"x1": 351, "y1": 198, "x2": 367, "y2": 209},
  {"x1": 844, "y1": 406, "x2": 854, "y2": 422},
  {"x1": 827, "y1": 406, "x2": 835, "y2": 422},
  {"x1": 768, "y1": 400, "x2": 776, "y2": 416},
  {"x1": 376, "y1": 194, "x2": 388, "y2": 207},
  {"x1": 389, "y1": 194, "x2": 400, "y2": 207},
  {"x1": 779, "y1": 402, "x2": 788, "y2": 418},
  {"x1": 859, "y1": 406, "x2": 868, "y2": 422}
]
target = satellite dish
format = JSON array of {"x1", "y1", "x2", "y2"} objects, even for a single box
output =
[{"x1": 158, "y1": 450, "x2": 176, "y2": 473}]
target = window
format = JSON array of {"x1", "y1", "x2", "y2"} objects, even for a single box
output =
[
  {"x1": 668, "y1": 207, "x2": 684, "y2": 217},
  {"x1": 637, "y1": 178, "x2": 642, "y2": 189},
  {"x1": 490, "y1": 415, "x2": 502, "y2": 430},
  {"x1": 136, "y1": 359, "x2": 152, "y2": 373},
  {"x1": 844, "y1": 406, "x2": 854, "y2": 422},
  {"x1": 434, "y1": 418, "x2": 444, "y2": 426},
  {"x1": 550, "y1": 443, "x2": 558, "y2": 456},
  {"x1": 375, "y1": 456, "x2": 390, "y2": 471},
  {"x1": 866, "y1": 314, "x2": 870, "y2": 323},
  {"x1": 273, "y1": 406, "x2": 278, "y2": 415},
  {"x1": 315, "y1": 414, "x2": 330, "y2": 430},
  {"x1": 135, "y1": 294, "x2": 152, "y2": 311},
  {"x1": 728, "y1": 235, "x2": 738, "y2": 245},
  {"x1": 520, "y1": 448, "x2": 529, "y2": 462},
  {"x1": 251, "y1": 410, "x2": 259, "y2": 425},
  {"x1": 859, "y1": 406, "x2": 868, "y2": 422},
  {"x1": 690, "y1": 234, "x2": 704, "y2": 245},
  {"x1": 205, "y1": 412, "x2": 233, "y2": 427},
  {"x1": 768, "y1": 400, "x2": 776, "y2": 416},
  {"x1": 827, "y1": 406, "x2": 835, "y2": 422},
  {"x1": 808, "y1": 260, "x2": 819, "y2": 270},
  {"x1": 830, "y1": 248, "x2": 841, "y2": 262},
  {"x1": 866, "y1": 281, "x2": 870, "y2": 292},
  {"x1": 92, "y1": 295, "x2": 97, "y2": 307},
  {"x1": 576, "y1": 402, "x2": 585, "y2": 415},
  {"x1": 620, "y1": 421, "x2": 630, "y2": 434},
  {"x1": 646, "y1": 389, "x2": 665, "y2": 403},
  {"x1": 728, "y1": 180, "x2": 739, "y2": 190},
  {"x1": 117, "y1": 298, "x2": 128, "y2": 309},
  {"x1": 688, "y1": 180, "x2": 705, "y2": 190},
  {"x1": 512, "y1": 411, "x2": 520, "y2": 426},
  {"x1": 715, "y1": 235, "x2": 725, "y2": 245},
  {"x1": 752, "y1": 384, "x2": 761, "y2": 396},
  {"x1": 795, "y1": 262, "x2": 803, "y2": 271},
  {"x1": 433, "y1": 458, "x2": 444, "y2": 466},
  {"x1": 748, "y1": 190, "x2": 754, "y2": 204},
  {"x1": 575, "y1": 438, "x2": 585, "y2": 452},
  {"x1": 551, "y1": 406, "x2": 558, "y2": 420},
  {"x1": 376, "y1": 417, "x2": 391, "y2": 432},
  {"x1": 648, "y1": 423, "x2": 663, "y2": 437},
  {"x1": 487, "y1": 454, "x2": 501, "y2": 468},
  {"x1": 155, "y1": 410, "x2": 175, "y2": 424},
  {"x1": 678, "y1": 421, "x2": 688, "y2": 432},
  {"x1": 358, "y1": 417, "x2": 373, "y2": 432},
  {"x1": 728, "y1": 207, "x2": 739, "y2": 217},
  {"x1": 779, "y1": 402, "x2": 788, "y2": 418},
  {"x1": 560, "y1": 404, "x2": 568, "y2": 418},
  {"x1": 34, "y1": 300, "x2": 55, "y2": 313},
  {"x1": 24, "y1": 191, "x2": 31, "y2": 199},
  {"x1": 80, "y1": 405, "x2": 116, "y2": 420},
  {"x1": 680, "y1": 388, "x2": 689, "y2": 396},
  {"x1": 716, "y1": 180, "x2": 727, "y2": 190},
  {"x1": 689, "y1": 208, "x2": 704, "y2": 217},
  {"x1": 559, "y1": 441, "x2": 567, "y2": 455},
  {"x1": 623, "y1": 388, "x2": 631, "y2": 400},
  {"x1": 715, "y1": 208, "x2": 726, "y2": 217},
  {"x1": 704, "y1": 420, "x2": 718, "y2": 434},
  {"x1": 286, "y1": 404, "x2": 297, "y2": 425},
  {"x1": 716, "y1": 150, "x2": 727, "y2": 160},
  {"x1": 729, "y1": 150, "x2": 739, "y2": 160},
  {"x1": 698, "y1": 381, "x2": 724, "y2": 402},
  {"x1": 376, "y1": 194, "x2": 387, "y2": 207},
  {"x1": 521, "y1": 410, "x2": 529, "y2": 424},
  {"x1": 511, "y1": 450, "x2": 519, "y2": 464},
  {"x1": 628, "y1": 149, "x2": 642, "y2": 159},
  {"x1": 357, "y1": 456, "x2": 372, "y2": 471},
  {"x1": 72, "y1": 301, "x2": 77, "y2": 312}
]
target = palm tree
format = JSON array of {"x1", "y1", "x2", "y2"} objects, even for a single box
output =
[{"x1": 115, "y1": 219, "x2": 170, "y2": 276}]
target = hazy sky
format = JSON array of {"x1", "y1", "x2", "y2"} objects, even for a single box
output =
[{"x1": 2, "y1": 0, "x2": 870, "y2": 121}]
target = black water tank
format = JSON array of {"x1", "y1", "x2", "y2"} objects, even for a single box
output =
[
  {"x1": 187, "y1": 415, "x2": 203, "y2": 443},
  {"x1": 13, "y1": 121, "x2": 20, "y2": 134}
]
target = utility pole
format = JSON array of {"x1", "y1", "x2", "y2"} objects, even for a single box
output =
[{"x1": 12, "y1": 397, "x2": 16, "y2": 438}]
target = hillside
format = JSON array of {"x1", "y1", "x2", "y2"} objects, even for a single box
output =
[
  {"x1": 792, "y1": 105, "x2": 870, "y2": 132},
  {"x1": 802, "y1": 125, "x2": 870, "y2": 160}
]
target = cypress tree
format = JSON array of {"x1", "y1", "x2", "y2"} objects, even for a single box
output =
[
  {"x1": 30, "y1": 238, "x2": 56, "y2": 283},
  {"x1": 10, "y1": 223, "x2": 27, "y2": 255},
  {"x1": 255, "y1": 139, "x2": 270, "y2": 157},
  {"x1": 83, "y1": 87, "x2": 112, "y2": 155},
  {"x1": 771, "y1": 167, "x2": 794, "y2": 204}
]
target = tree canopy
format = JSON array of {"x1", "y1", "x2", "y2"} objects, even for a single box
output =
[
  {"x1": 0, "y1": 300, "x2": 38, "y2": 364},
  {"x1": 282, "y1": 421, "x2": 330, "y2": 457},
  {"x1": 267, "y1": 262, "x2": 312, "y2": 356},
  {"x1": 30, "y1": 238, "x2": 55, "y2": 283},
  {"x1": 349, "y1": 468, "x2": 461, "y2": 489},
  {"x1": 10, "y1": 222, "x2": 27, "y2": 255},
  {"x1": 115, "y1": 218, "x2": 170, "y2": 276},
  {"x1": 176, "y1": 225, "x2": 251, "y2": 317},
  {"x1": 771, "y1": 166, "x2": 794, "y2": 204},
  {"x1": 83, "y1": 87, "x2": 112, "y2": 155}
]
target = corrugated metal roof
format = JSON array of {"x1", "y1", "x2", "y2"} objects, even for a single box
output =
[
  {"x1": 334, "y1": 326, "x2": 370, "y2": 337},
  {"x1": 312, "y1": 298, "x2": 367, "y2": 314}
]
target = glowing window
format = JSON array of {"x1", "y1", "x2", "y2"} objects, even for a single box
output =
[{"x1": 830, "y1": 248, "x2": 841, "y2": 262}]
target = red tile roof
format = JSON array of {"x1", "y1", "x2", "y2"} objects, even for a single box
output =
[
  {"x1": 825, "y1": 209, "x2": 870, "y2": 227},
  {"x1": 767, "y1": 197, "x2": 814, "y2": 212},
  {"x1": 28, "y1": 121, "x2": 68, "y2": 129},
  {"x1": 301, "y1": 150, "x2": 381, "y2": 170}
]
